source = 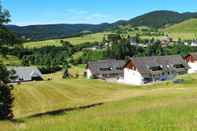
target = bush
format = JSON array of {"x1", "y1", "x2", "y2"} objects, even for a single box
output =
[{"x1": 39, "y1": 66, "x2": 62, "y2": 74}]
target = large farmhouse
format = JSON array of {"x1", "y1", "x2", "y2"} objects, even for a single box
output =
[
  {"x1": 8, "y1": 67, "x2": 43, "y2": 83},
  {"x1": 119, "y1": 55, "x2": 188, "y2": 85},
  {"x1": 184, "y1": 53, "x2": 197, "y2": 73},
  {"x1": 85, "y1": 59, "x2": 125, "y2": 79}
]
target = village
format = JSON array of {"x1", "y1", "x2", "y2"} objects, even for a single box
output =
[{"x1": 7, "y1": 52, "x2": 197, "y2": 86}]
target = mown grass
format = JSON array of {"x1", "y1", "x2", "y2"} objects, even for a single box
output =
[
  {"x1": 0, "y1": 55, "x2": 21, "y2": 66},
  {"x1": 24, "y1": 32, "x2": 110, "y2": 48},
  {"x1": 1, "y1": 74, "x2": 197, "y2": 131}
]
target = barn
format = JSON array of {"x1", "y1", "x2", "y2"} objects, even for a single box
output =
[
  {"x1": 119, "y1": 55, "x2": 188, "y2": 85},
  {"x1": 184, "y1": 53, "x2": 197, "y2": 73},
  {"x1": 8, "y1": 67, "x2": 43, "y2": 83}
]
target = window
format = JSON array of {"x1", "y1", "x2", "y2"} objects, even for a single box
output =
[
  {"x1": 116, "y1": 67, "x2": 122, "y2": 70},
  {"x1": 100, "y1": 67, "x2": 112, "y2": 71},
  {"x1": 150, "y1": 66, "x2": 162, "y2": 71},
  {"x1": 173, "y1": 64, "x2": 185, "y2": 69}
]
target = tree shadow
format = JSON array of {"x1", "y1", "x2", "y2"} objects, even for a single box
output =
[{"x1": 27, "y1": 102, "x2": 104, "y2": 118}]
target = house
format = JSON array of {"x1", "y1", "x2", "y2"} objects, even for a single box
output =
[
  {"x1": 191, "y1": 41, "x2": 197, "y2": 47},
  {"x1": 119, "y1": 55, "x2": 188, "y2": 85},
  {"x1": 160, "y1": 36, "x2": 173, "y2": 46},
  {"x1": 85, "y1": 59, "x2": 125, "y2": 80},
  {"x1": 129, "y1": 37, "x2": 138, "y2": 46},
  {"x1": 8, "y1": 67, "x2": 43, "y2": 83},
  {"x1": 184, "y1": 53, "x2": 197, "y2": 73}
]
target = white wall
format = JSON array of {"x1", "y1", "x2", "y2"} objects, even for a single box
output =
[
  {"x1": 86, "y1": 69, "x2": 93, "y2": 79},
  {"x1": 188, "y1": 62, "x2": 197, "y2": 74},
  {"x1": 191, "y1": 42, "x2": 197, "y2": 47},
  {"x1": 118, "y1": 68, "x2": 144, "y2": 85}
]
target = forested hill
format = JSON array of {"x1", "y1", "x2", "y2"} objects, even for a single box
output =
[
  {"x1": 6, "y1": 10, "x2": 197, "y2": 41},
  {"x1": 125, "y1": 10, "x2": 197, "y2": 28},
  {"x1": 6, "y1": 23, "x2": 112, "y2": 41}
]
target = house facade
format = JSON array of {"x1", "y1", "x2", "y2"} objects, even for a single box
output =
[
  {"x1": 8, "y1": 67, "x2": 43, "y2": 83},
  {"x1": 85, "y1": 59, "x2": 125, "y2": 80},
  {"x1": 119, "y1": 55, "x2": 188, "y2": 85},
  {"x1": 184, "y1": 53, "x2": 197, "y2": 73},
  {"x1": 191, "y1": 41, "x2": 197, "y2": 47}
]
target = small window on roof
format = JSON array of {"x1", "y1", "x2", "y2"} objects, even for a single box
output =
[
  {"x1": 173, "y1": 64, "x2": 185, "y2": 69},
  {"x1": 100, "y1": 67, "x2": 112, "y2": 71},
  {"x1": 150, "y1": 66, "x2": 162, "y2": 71}
]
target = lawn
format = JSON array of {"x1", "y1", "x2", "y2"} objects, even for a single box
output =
[
  {"x1": 1, "y1": 74, "x2": 197, "y2": 131},
  {"x1": 24, "y1": 32, "x2": 110, "y2": 48}
]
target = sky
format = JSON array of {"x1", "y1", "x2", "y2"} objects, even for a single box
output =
[{"x1": 2, "y1": 0, "x2": 197, "y2": 26}]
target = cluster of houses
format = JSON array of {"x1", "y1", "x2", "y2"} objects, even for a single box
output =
[
  {"x1": 85, "y1": 53, "x2": 197, "y2": 85},
  {"x1": 7, "y1": 53, "x2": 197, "y2": 85}
]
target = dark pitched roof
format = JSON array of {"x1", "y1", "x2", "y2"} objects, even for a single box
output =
[
  {"x1": 87, "y1": 59, "x2": 125, "y2": 78},
  {"x1": 130, "y1": 55, "x2": 188, "y2": 78}
]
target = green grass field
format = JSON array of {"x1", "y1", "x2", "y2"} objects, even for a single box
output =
[
  {"x1": 1, "y1": 73, "x2": 197, "y2": 130},
  {"x1": 0, "y1": 55, "x2": 21, "y2": 66},
  {"x1": 164, "y1": 19, "x2": 197, "y2": 33},
  {"x1": 24, "y1": 32, "x2": 110, "y2": 48},
  {"x1": 163, "y1": 19, "x2": 197, "y2": 40}
]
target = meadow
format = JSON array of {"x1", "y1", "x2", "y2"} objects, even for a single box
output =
[
  {"x1": 23, "y1": 32, "x2": 110, "y2": 48},
  {"x1": 1, "y1": 73, "x2": 197, "y2": 130},
  {"x1": 163, "y1": 18, "x2": 197, "y2": 40}
]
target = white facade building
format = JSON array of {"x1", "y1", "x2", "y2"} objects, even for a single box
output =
[
  {"x1": 119, "y1": 55, "x2": 188, "y2": 85},
  {"x1": 184, "y1": 53, "x2": 197, "y2": 74}
]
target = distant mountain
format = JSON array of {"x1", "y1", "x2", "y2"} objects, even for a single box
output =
[
  {"x1": 126, "y1": 10, "x2": 197, "y2": 28},
  {"x1": 163, "y1": 18, "x2": 197, "y2": 33},
  {"x1": 6, "y1": 10, "x2": 197, "y2": 41},
  {"x1": 6, "y1": 23, "x2": 112, "y2": 41}
]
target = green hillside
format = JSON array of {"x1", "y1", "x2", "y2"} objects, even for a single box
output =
[
  {"x1": 163, "y1": 19, "x2": 197, "y2": 40},
  {"x1": 24, "y1": 32, "x2": 110, "y2": 48},
  {"x1": 164, "y1": 19, "x2": 197, "y2": 33},
  {"x1": 1, "y1": 74, "x2": 197, "y2": 130}
]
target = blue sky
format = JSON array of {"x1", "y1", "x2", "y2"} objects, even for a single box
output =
[{"x1": 2, "y1": 0, "x2": 197, "y2": 26}]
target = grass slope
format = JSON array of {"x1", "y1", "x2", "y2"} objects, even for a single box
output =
[
  {"x1": 24, "y1": 32, "x2": 110, "y2": 48},
  {"x1": 163, "y1": 19, "x2": 197, "y2": 40},
  {"x1": 1, "y1": 74, "x2": 197, "y2": 130},
  {"x1": 164, "y1": 19, "x2": 197, "y2": 33}
]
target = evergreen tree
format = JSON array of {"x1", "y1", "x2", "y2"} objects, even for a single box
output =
[{"x1": 0, "y1": 62, "x2": 14, "y2": 120}]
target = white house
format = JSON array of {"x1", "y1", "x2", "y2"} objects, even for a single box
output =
[
  {"x1": 129, "y1": 37, "x2": 138, "y2": 46},
  {"x1": 119, "y1": 55, "x2": 188, "y2": 85},
  {"x1": 184, "y1": 53, "x2": 197, "y2": 74},
  {"x1": 191, "y1": 41, "x2": 197, "y2": 47}
]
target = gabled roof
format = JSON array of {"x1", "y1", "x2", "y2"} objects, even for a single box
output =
[
  {"x1": 8, "y1": 67, "x2": 43, "y2": 81},
  {"x1": 87, "y1": 59, "x2": 125, "y2": 77},
  {"x1": 128, "y1": 55, "x2": 188, "y2": 78}
]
